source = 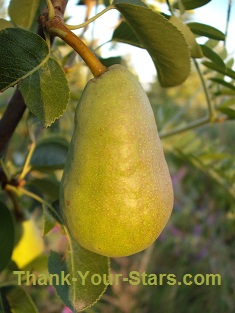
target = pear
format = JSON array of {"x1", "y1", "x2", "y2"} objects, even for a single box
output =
[{"x1": 60, "y1": 64, "x2": 173, "y2": 257}]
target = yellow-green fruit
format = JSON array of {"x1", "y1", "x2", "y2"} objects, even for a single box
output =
[
  {"x1": 60, "y1": 64, "x2": 174, "y2": 257},
  {"x1": 12, "y1": 219, "x2": 44, "y2": 268}
]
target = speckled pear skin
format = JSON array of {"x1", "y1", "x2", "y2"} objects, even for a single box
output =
[{"x1": 60, "y1": 64, "x2": 174, "y2": 257}]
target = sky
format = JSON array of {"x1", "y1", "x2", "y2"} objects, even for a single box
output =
[{"x1": 3, "y1": 0, "x2": 235, "y2": 86}]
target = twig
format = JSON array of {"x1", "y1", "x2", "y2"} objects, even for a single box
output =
[
  {"x1": 160, "y1": 59, "x2": 214, "y2": 139},
  {"x1": 225, "y1": 0, "x2": 232, "y2": 47}
]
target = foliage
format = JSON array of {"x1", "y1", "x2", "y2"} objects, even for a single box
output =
[{"x1": 0, "y1": 0, "x2": 235, "y2": 312}]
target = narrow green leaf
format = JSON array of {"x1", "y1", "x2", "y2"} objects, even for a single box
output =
[
  {"x1": 48, "y1": 238, "x2": 110, "y2": 312},
  {"x1": 169, "y1": 131, "x2": 235, "y2": 198},
  {"x1": 173, "y1": 0, "x2": 212, "y2": 10},
  {"x1": 0, "y1": 19, "x2": 14, "y2": 30},
  {"x1": 113, "y1": 1, "x2": 190, "y2": 86},
  {"x1": 30, "y1": 137, "x2": 69, "y2": 170},
  {"x1": 169, "y1": 16, "x2": 203, "y2": 58},
  {"x1": 200, "y1": 45, "x2": 225, "y2": 68},
  {"x1": 187, "y1": 22, "x2": 225, "y2": 41},
  {"x1": 99, "y1": 56, "x2": 124, "y2": 67},
  {"x1": 112, "y1": 21, "x2": 143, "y2": 48},
  {"x1": 214, "y1": 89, "x2": 235, "y2": 97},
  {"x1": 0, "y1": 28, "x2": 49, "y2": 92},
  {"x1": 42, "y1": 199, "x2": 62, "y2": 236},
  {"x1": 216, "y1": 98, "x2": 235, "y2": 119},
  {"x1": 202, "y1": 61, "x2": 235, "y2": 79},
  {"x1": 217, "y1": 107, "x2": 235, "y2": 119},
  {"x1": 0, "y1": 202, "x2": 15, "y2": 272},
  {"x1": 19, "y1": 58, "x2": 70, "y2": 127},
  {"x1": 42, "y1": 204, "x2": 56, "y2": 236},
  {"x1": 209, "y1": 78, "x2": 235, "y2": 92},
  {"x1": 217, "y1": 98, "x2": 235, "y2": 108},
  {"x1": 3, "y1": 286, "x2": 38, "y2": 313},
  {"x1": 199, "y1": 153, "x2": 230, "y2": 161},
  {"x1": 8, "y1": 0, "x2": 40, "y2": 29},
  {"x1": 226, "y1": 58, "x2": 234, "y2": 69}
]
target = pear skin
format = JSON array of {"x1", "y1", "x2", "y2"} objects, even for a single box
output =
[{"x1": 60, "y1": 64, "x2": 174, "y2": 257}]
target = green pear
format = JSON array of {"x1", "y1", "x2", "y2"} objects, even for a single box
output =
[{"x1": 60, "y1": 64, "x2": 173, "y2": 257}]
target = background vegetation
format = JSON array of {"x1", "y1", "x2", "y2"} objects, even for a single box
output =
[{"x1": 0, "y1": 0, "x2": 235, "y2": 312}]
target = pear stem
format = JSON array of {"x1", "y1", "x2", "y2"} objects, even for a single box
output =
[{"x1": 41, "y1": 14, "x2": 107, "y2": 77}]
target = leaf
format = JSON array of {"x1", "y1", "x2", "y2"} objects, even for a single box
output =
[
  {"x1": 0, "y1": 28, "x2": 49, "y2": 92},
  {"x1": 113, "y1": 0, "x2": 190, "y2": 87},
  {"x1": 169, "y1": 16, "x2": 203, "y2": 58},
  {"x1": 217, "y1": 107, "x2": 235, "y2": 119},
  {"x1": 8, "y1": 0, "x2": 40, "y2": 29},
  {"x1": 216, "y1": 97, "x2": 235, "y2": 118},
  {"x1": 173, "y1": 0, "x2": 212, "y2": 10},
  {"x1": 0, "y1": 202, "x2": 15, "y2": 272},
  {"x1": 226, "y1": 58, "x2": 234, "y2": 69},
  {"x1": 200, "y1": 45, "x2": 225, "y2": 68},
  {"x1": 187, "y1": 23, "x2": 225, "y2": 41},
  {"x1": 99, "y1": 56, "x2": 124, "y2": 68},
  {"x1": 112, "y1": 21, "x2": 143, "y2": 48},
  {"x1": 28, "y1": 177, "x2": 60, "y2": 201},
  {"x1": 18, "y1": 58, "x2": 70, "y2": 127},
  {"x1": 209, "y1": 78, "x2": 235, "y2": 92},
  {"x1": 0, "y1": 19, "x2": 14, "y2": 30},
  {"x1": 2, "y1": 286, "x2": 38, "y2": 313},
  {"x1": 42, "y1": 204, "x2": 56, "y2": 236},
  {"x1": 167, "y1": 130, "x2": 235, "y2": 198},
  {"x1": 202, "y1": 61, "x2": 235, "y2": 79},
  {"x1": 48, "y1": 237, "x2": 110, "y2": 312},
  {"x1": 30, "y1": 137, "x2": 69, "y2": 170}
]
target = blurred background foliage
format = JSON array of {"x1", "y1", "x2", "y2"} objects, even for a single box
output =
[{"x1": 0, "y1": 0, "x2": 235, "y2": 312}]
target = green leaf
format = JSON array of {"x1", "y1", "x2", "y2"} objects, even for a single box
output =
[
  {"x1": 202, "y1": 61, "x2": 235, "y2": 79},
  {"x1": 217, "y1": 107, "x2": 235, "y2": 119},
  {"x1": 48, "y1": 238, "x2": 110, "y2": 312},
  {"x1": 209, "y1": 78, "x2": 235, "y2": 92},
  {"x1": 42, "y1": 204, "x2": 56, "y2": 236},
  {"x1": 167, "y1": 130, "x2": 235, "y2": 198},
  {"x1": 28, "y1": 177, "x2": 60, "y2": 201},
  {"x1": 113, "y1": 1, "x2": 190, "y2": 87},
  {"x1": 226, "y1": 58, "x2": 234, "y2": 69},
  {"x1": 8, "y1": 0, "x2": 40, "y2": 29},
  {"x1": 0, "y1": 28, "x2": 49, "y2": 92},
  {"x1": 99, "y1": 56, "x2": 124, "y2": 68},
  {"x1": 173, "y1": 0, "x2": 212, "y2": 10},
  {"x1": 2, "y1": 286, "x2": 38, "y2": 313},
  {"x1": 200, "y1": 45, "x2": 225, "y2": 68},
  {"x1": 187, "y1": 23, "x2": 225, "y2": 41},
  {"x1": 0, "y1": 202, "x2": 15, "y2": 272},
  {"x1": 169, "y1": 16, "x2": 203, "y2": 58},
  {"x1": 30, "y1": 137, "x2": 69, "y2": 170},
  {"x1": 112, "y1": 21, "x2": 143, "y2": 48},
  {"x1": 18, "y1": 58, "x2": 70, "y2": 127},
  {"x1": 216, "y1": 98, "x2": 235, "y2": 118},
  {"x1": 0, "y1": 19, "x2": 14, "y2": 30}
]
